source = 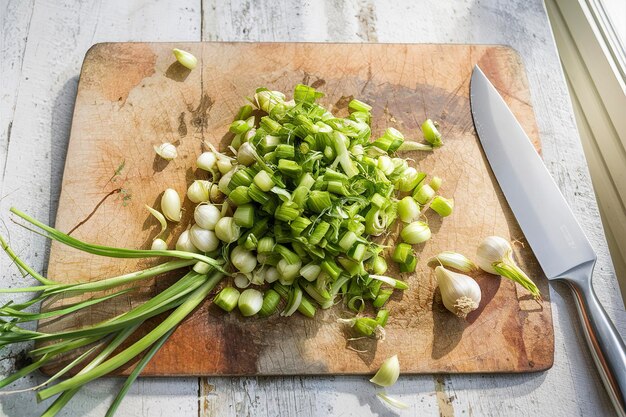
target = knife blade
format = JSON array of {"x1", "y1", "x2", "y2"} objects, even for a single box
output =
[{"x1": 470, "y1": 65, "x2": 626, "y2": 417}]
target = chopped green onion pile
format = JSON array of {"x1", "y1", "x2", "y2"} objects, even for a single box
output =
[{"x1": 0, "y1": 83, "x2": 454, "y2": 416}]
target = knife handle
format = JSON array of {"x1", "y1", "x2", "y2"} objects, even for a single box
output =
[{"x1": 563, "y1": 260, "x2": 626, "y2": 417}]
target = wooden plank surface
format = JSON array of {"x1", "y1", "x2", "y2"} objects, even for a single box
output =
[
  {"x1": 42, "y1": 42, "x2": 553, "y2": 376},
  {"x1": 0, "y1": 1, "x2": 623, "y2": 416}
]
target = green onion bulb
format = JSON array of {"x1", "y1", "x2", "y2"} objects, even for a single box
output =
[
  {"x1": 277, "y1": 259, "x2": 301, "y2": 283},
  {"x1": 233, "y1": 273, "x2": 251, "y2": 289},
  {"x1": 413, "y1": 184, "x2": 435, "y2": 205},
  {"x1": 400, "y1": 221, "x2": 431, "y2": 244},
  {"x1": 161, "y1": 188, "x2": 182, "y2": 222},
  {"x1": 377, "y1": 155, "x2": 394, "y2": 175},
  {"x1": 264, "y1": 266, "x2": 279, "y2": 283},
  {"x1": 421, "y1": 119, "x2": 443, "y2": 147},
  {"x1": 172, "y1": 48, "x2": 197, "y2": 70},
  {"x1": 187, "y1": 180, "x2": 211, "y2": 204},
  {"x1": 197, "y1": 151, "x2": 217, "y2": 172},
  {"x1": 237, "y1": 142, "x2": 257, "y2": 166},
  {"x1": 214, "y1": 217, "x2": 240, "y2": 243},
  {"x1": 300, "y1": 263, "x2": 321, "y2": 282},
  {"x1": 430, "y1": 196, "x2": 454, "y2": 217},
  {"x1": 230, "y1": 246, "x2": 257, "y2": 273},
  {"x1": 151, "y1": 238, "x2": 167, "y2": 251},
  {"x1": 218, "y1": 169, "x2": 236, "y2": 195},
  {"x1": 397, "y1": 196, "x2": 420, "y2": 223},
  {"x1": 217, "y1": 158, "x2": 233, "y2": 175},
  {"x1": 213, "y1": 287, "x2": 240, "y2": 312},
  {"x1": 175, "y1": 229, "x2": 198, "y2": 253},
  {"x1": 238, "y1": 288, "x2": 264, "y2": 316},
  {"x1": 193, "y1": 261, "x2": 212, "y2": 274},
  {"x1": 194, "y1": 204, "x2": 221, "y2": 230},
  {"x1": 189, "y1": 225, "x2": 219, "y2": 252}
]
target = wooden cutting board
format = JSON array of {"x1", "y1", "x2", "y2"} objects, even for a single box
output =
[{"x1": 42, "y1": 42, "x2": 553, "y2": 376}]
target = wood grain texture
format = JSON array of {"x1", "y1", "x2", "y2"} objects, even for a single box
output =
[
  {"x1": 42, "y1": 42, "x2": 553, "y2": 377},
  {"x1": 0, "y1": 1, "x2": 624, "y2": 416}
]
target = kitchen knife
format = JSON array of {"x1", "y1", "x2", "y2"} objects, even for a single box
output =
[{"x1": 470, "y1": 65, "x2": 626, "y2": 417}]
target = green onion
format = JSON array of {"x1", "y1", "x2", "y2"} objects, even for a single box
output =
[
  {"x1": 257, "y1": 236, "x2": 275, "y2": 253},
  {"x1": 213, "y1": 287, "x2": 240, "y2": 312},
  {"x1": 429, "y1": 176, "x2": 442, "y2": 191},
  {"x1": 238, "y1": 288, "x2": 264, "y2": 317},
  {"x1": 229, "y1": 186, "x2": 252, "y2": 205},
  {"x1": 254, "y1": 170, "x2": 275, "y2": 191},
  {"x1": 373, "y1": 289, "x2": 393, "y2": 308},
  {"x1": 275, "y1": 202, "x2": 300, "y2": 221},
  {"x1": 308, "y1": 191, "x2": 332, "y2": 213},
  {"x1": 372, "y1": 256, "x2": 388, "y2": 275},
  {"x1": 300, "y1": 263, "x2": 321, "y2": 282},
  {"x1": 392, "y1": 243, "x2": 413, "y2": 264},
  {"x1": 278, "y1": 159, "x2": 302, "y2": 177},
  {"x1": 422, "y1": 119, "x2": 443, "y2": 147},
  {"x1": 274, "y1": 283, "x2": 316, "y2": 318},
  {"x1": 259, "y1": 289, "x2": 281, "y2": 316},
  {"x1": 397, "y1": 196, "x2": 420, "y2": 223},
  {"x1": 400, "y1": 221, "x2": 431, "y2": 244},
  {"x1": 373, "y1": 127, "x2": 404, "y2": 153},
  {"x1": 348, "y1": 99, "x2": 372, "y2": 113},
  {"x1": 413, "y1": 184, "x2": 435, "y2": 205},
  {"x1": 233, "y1": 204, "x2": 255, "y2": 227},
  {"x1": 430, "y1": 196, "x2": 454, "y2": 217}
]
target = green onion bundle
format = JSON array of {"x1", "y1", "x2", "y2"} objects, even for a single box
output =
[
  {"x1": 201, "y1": 84, "x2": 452, "y2": 321},
  {"x1": 0, "y1": 83, "x2": 454, "y2": 416}
]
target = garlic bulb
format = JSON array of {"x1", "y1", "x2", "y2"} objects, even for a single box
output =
[
  {"x1": 175, "y1": 229, "x2": 198, "y2": 253},
  {"x1": 151, "y1": 238, "x2": 168, "y2": 251},
  {"x1": 197, "y1": 151, "x2": 217, "y2": 172},
  {"x1": 161, "y1": 189, "x2": 182, "y2": 222},
  {"x1": 194, "y1": 204, "x2": 221, "y2": 230},
  {"x1": 370, "y1": 354, "x2": 400, "y2": 387},
  {"x1": 476, "y1": 236, "x2": 541, "y2": 299},
  {"x1": 435, "y1": 266, "x2": 481, "y2": 319},
  {"x1": 154, "y1": 143, "x2": 177, "y2": 160},
  {"x1": 187, "y1": 180, "x2": 211, "y2": 203},
  {"x1": 189, "y1": 224, "x2": 219, "y2": 252}
]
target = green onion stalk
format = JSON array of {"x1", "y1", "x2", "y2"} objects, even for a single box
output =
[{"x1": 0, "y1": 208, "x2": 225, "y2": 416}]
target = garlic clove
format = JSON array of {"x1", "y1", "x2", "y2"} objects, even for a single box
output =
[
  {"x1": 370, "y1": 354, "x2": 400, "y2": 387},
  {"x1": 189, "y1": 224, "x2": 219, "y2": 252},
  {"x1": 150, "y1": 238, "x2": 168, "y2": 251},
  {"x1": 435, "y1": 266, "x2": 481, "y2": 319},
  {"x1": 427, "y1": 251, "x2": 477, "y2": 273},
  {"x1": 187, "y1": 180, "x2": 211, "y2": 204},
  {"x1": 172, "y1": 48, "x2": 197, "y2": 70},
  {"x1": 175, "y1": 229, "x2": 198, "y2": 253},
  {"x1": 161, "y1": 188, "x2": 182, "y2": 222},
  {"x1": 194, "y1": 204, "x2": 221, "y2": 230},
  {"x1": 154, "y1": 143, "x2": 177, "y2": 160}
]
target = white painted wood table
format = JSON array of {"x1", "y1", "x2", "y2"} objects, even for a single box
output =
[{"x1": 0, "y1": 1, "x2": 624, "y2": 416}]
